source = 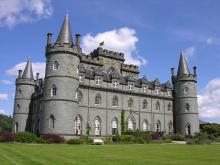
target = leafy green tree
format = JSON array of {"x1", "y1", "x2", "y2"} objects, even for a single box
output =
[{"x1": 0, "y1": 114, "x2": 13, "y2": 131}]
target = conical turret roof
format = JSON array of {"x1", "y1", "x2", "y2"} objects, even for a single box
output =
[
  {"x1": 22, "y1": 58, "x2": 34, "y2": 79},
  {"x1": 56, "y1": 13, "x2": 73, "y2": 44},
  {"x1": 177, "y1": 52, "x2": 190, "y2": 75}
]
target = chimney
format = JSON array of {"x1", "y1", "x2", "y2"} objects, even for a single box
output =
[
  {"x1": 193, "y1": 66, "x2": 197, "y2": 76},
  {"x1": 47, "y1": 33, "x2": 53, "y2": 45},
  {"x1": 18, "y1": 70, "x2": 22, "y2": 78},
  {"x1": 36, "y1": 73, "x2": 39, "y2": 81},
  {"x1": 75, "y1": 34, "x2": 80, "y2": 47},
  {"x1": 171, "y1": 68, "x2": 175, "y2": 77}
]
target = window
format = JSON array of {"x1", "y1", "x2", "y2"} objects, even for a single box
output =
[
  {"x1": 183, "y1": 87, "x2": 189, "y2": 93},
  {"x1": 113, "y1": 81, "x2": 118, "y2": 88},
  {"x1": 96, "y1": 78, "x2": 101, "y2": 85},
  {"x1": 15, "y1": 122, "x2": 19, "y2": 133},
  {"x1": 76, "y1": 65, "x2": 79, "y2": 74},
  {"x1": 128, "y1": 98, "x2": 133, "y2": 109},
  {"x1": 32, "y1": 120, "x2": 35, "y2": 132},
  {"x1": 156, "y1": 120, "x2": 161, "y2": 132},
  {"x1": 49, "y1": 115, "x2": 55, "y2": 129},
  {"x1": 18, "y1": 89, "x2": 22, "y2": 94},
  {"x1": 168, "y1": 121, "x2": 172, "y2": 132},
  {"x1": 95, "y1": 94, "x2": 101, "y2": 105},
  {"x1": 142, "y1": 100, "x2": 147, "y2": 110},
  {"x1": 17, "y1": 104, "x2": 20, "y2": 111},
  {"x1": 51, "y1": 85, "x2": 57, "y2": 96},
  {"x1": 168, "y1": 103, "x2": 172, "y2": 111},
  {"x1": 78, "y1": 91, "x2": 82, "y2": 103},
  {"x1": 94, "y1": 117, "x2": 101, "y2": 136},
  {"x1": 112, "y1": 118, "x2": 118, "y2": 135},
  {"x1": 128, "y1": 83, "x2": 133, "y2": 90},
  {"x1": 75, "y1": 115, "x2": 82, "y2": 136},
  {"x1": 185, "y1": 103, "x2": 190, "y2": 111},
  {"x1": 143, "y1": 120, "x2": 148, "y2": 131},
  {"x1": 156, "y1": 88, "x2": 160, "y2": 94},
  {"x1": 127, "y1": 118, "x2": 134, "y2": 131},
  {"x1": 186, "y1": 123, "x2": 191, "y2": 135},
  {"x1": 79, "y1": 75, "x2": 82, "y2": 82},
  {"x1": 156, "y1": 101, "x2": 160, "y2": 111},
  {"x1": 143, "y1": 86, "x2": 147, "y2": 93},
  {"x1": 167, "y1": 90, "x2": 171, "y2": 96},
  {"x1": 53, "y1": 61, "x2": 59, "y2": 70},
  {"x1": 112, "y1": 95, "x2": 118, "y2": 107}
]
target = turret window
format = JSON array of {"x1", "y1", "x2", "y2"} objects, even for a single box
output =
[
  {"x1": 156, "y1": 88, "x2": 160, "y2": 94},
  {"x1": 17, "y1": 104, "x2": 20, "y2": 111},
  {"x1": 15, "y1": 122, "x2": 19, "y2": 133},
  {"x1": 113, "y1": 81, "x2": 118, "y2": 88},
  {"x1": 167, "y1": 90, "x2": 171, "y2": 96},
  {"x1": 53, "y1": 61, "x2": 59, "y2": 70},
  {"x1": 49, "y1": 114, "x2": 55, "y2": 129},
  {"x1": 183, "y1": 87, "x2": 189, "y2": 93},
  {"x1": 76, "y1": 89, "x2": 83, "y2": 103},
  {"x1": 79, "y1": 75, "x2": 83, "y2": 82},
  {"x1": 143, "y1": 86, "x2": 148, "y2": 93},
  {"x1": 95, "y1": 94, "x2": 101, "y2": 105},
  {"x1": 51, "y1": 85, "x2": 57, "y2": 96},
  {"x1": 112, "y1": 95, "x2": 118, "y2": 107},
  {"x1": 75, "y1": 115, "x2": 82, "y2": 136},
  {"x1": 185, "y1": 103, "x2": 190, "y2": 111}
]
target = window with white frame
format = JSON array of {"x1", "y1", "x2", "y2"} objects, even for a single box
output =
[
  {"x1": 94, "y1": 117, "x2": 101, "y2": 136},
  {"x1": 113, "y1": 81, "x2": 118, "y2": 88},
  {"x1": 96, "y1": 78, "x2": 101, "y2": 85},
  {"x1": 156, "y1": 88, "x2": 160, "y2": 94},
  {"x1": 51, "y1": 85, "x2": 57, "y2": 96},
  {"x1": 79, "y1": 75, "x2": 83, "y2": 82},
  {"x1": 127, "y1": 118, "x2": 134, "y2": 131},
  {"x1": 128, "y1": 83, "x2": 133, "y2": 90},
  {"x1": 112, "y1": 118, "x2": 118, "y2": 135},
  {"x1": 53, "y1": 61, "x2": 59, "y2": 70},
  {"x1": 112, "y1": 95, "x2": 118, "y2": 107},
  {"x1": 75, "y1": 115, "x2": 82, "y2": 136},
  {"x1": 143, "y1": 120, "x2": 148, "y2": 131},
  {"x1": 49, "y1": 114, "x2": 55, "y2": 129},
  {"x1": 143, "y1": 86, "x2": 148, "y2": 93}
]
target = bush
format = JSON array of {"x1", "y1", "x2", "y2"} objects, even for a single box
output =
[
  {"x1": 193, "y1": 132, "x2": 212, "y2": 144},
  {"x1": 67, "y1": 138, "x2": 83, "y2": 144},
  {"x1": 41, "y1": 134, "x2": 65, "y2": 144},
  {"x1": 0, "y1": 131, "x2": 15, "y2": 142},
  {"x1": 112, "y1": 135, "x2": 135, "y2": 143},
  {"x1": 79, "y1": 135, "x2": 93, "y2": 144},
  {"x1": 169, "y1": 133, "x2": 184, "y2": 141},
  {"x1": 15, "y1": 132, "x2": 44, "y2": 143},
  {"x1": 103, "y1": 136, "x2": 112, "y2": 144},
  {"x1": 214, "y1": 136, "x2": 220, "y2": 142}
]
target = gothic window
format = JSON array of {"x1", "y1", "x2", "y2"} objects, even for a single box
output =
[
  {"x1": 94, "y1": 117, "x2": 101, "y2": 136},
  {"x1": 156, "y1": 120, "x2": 161, "y2": 132},
  {"x1": 112, "y1": 118, "x2": 118, "y2": 135},
  {"x1": 143, "y1": 86, "x2": 148, "y2": 93},
  {"x1": 113, "y1": 81, "x2": 118, "y2": 88},
  {"x1": 49, "y1": 114, "x2": 55, "y2": 129},
  {"x1": 78, "y1": 91, "x2": 83, "y2": 103},
  {"x1": 183, "y1": 87, "x2": 189, "y2": 93},
  {"x1": 128, "y1": 83, "x2": 133, "y2": 90},
  {"x1": 95, "y1": 94, "x2": 101, "y2": 105},
  {"x1": 75, "y1": 115, "x2": 82, "y2": 136},
  {"x1": 127, "y1": 118, "x2": 134, "y2": 131},
  {"x1": 51, "y1": 85, "x2": 57, "y2": 96},
  {"x1": 142, "y1": 100, "x2": 147, "y2": 110},
  {"x1": 186, "y1": 123, "x2": 191, "y2": 135},
  {"x1": 128, "y1": 98, "x2": 133, "y2": 109},
  {"x1": 185, "y1": 103, "x2": 190, "y2": 111},
  {"x1": 15, "y1": 122, "x2": 19, "y2": 133},
  {"x1": 108, "y1": 67, "x2": 115, "y2": 74},
  {"x1": 96, "y1": 78, "x2": 101, "y2": 85},
  {"x1": 112, "y1": 95, "x2": 118, "y2": 107},
  {"x1": 53, "y1": 61, "x2": 59, "y2": 70},
  {"x1": 168, "y1": 103, "x2": 172, "y2": 111},
  {"x1": 76, "y1": 65, "x2": 79, "y2": 74},
  {"x1": 156, "y1": 101, "x2": 160, "y2": 111},
  {"x1": 143, "y1": 120, "x2": 148, "y2": 131}
]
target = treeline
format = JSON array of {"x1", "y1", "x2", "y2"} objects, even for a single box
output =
[
  {"x1": 0, "y1": 114, "x2": 13, "y2": 131},
  {"x1": 200, "y1": 123, "x2": 220, "y2": 137}
]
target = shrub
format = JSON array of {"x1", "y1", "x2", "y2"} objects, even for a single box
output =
[
  {"x1": 103, "y1": 136, "x2": 112, "y2": 144},
  {"x1": 79, "y1": 135, "x2": 93, "y2": 144},
  {"x1": 15, "y1": 132, "x2": 43, "y2": 143},
  {"x1": 134, "y1": 136, "x2": 145, "y2": 144},
  {"x1": 0, "y1": 131, "x2": 15, "y2": 142},
  {"x1": 151, "y1": 132, "x2": 162, "y2": 140},
  {"x1": 169, "y1": 133, "x2": 184, "y2": 141},
  {"x1": 0, "y1": 136, "x2": 4, "y2": 142},
  {"x1": 112, "y1": 135, "x2": 135, "y2": 143},
  {"x1": 67, "y1": 138, "x2": 83, "y2": 144},
  {"x1": 193, "y1": 132, "x2": 212, "y2": 144},
  {"x1": 41, "y1": 134, "x2": 65, "y2": 144},
  {"x1": 215, "y1": 136, "x2": 220, "y2": 142}
]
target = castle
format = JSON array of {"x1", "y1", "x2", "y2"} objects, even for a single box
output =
[{"x1": 12, "y1": 14, "x2": 199, "y2": 137}]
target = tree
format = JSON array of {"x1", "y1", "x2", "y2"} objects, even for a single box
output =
[
  {"x1": 121, "y1": 110, "x2": 125, "y2": 134},
  {"x1": 0, "y1": 114, "x2": 13, "y2": 131}
]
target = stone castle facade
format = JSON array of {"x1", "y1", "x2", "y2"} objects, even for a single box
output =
[{"x1": 12, "y1": 14, "x2": 200, "y2": 137}]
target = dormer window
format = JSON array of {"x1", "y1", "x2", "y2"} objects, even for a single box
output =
[
  {"x1": 96, "y1": 78, "x2": 101, "y2": 85},
  {"x1": 156, "y1": 88, "x2": 160, "y2": 94},
  {"x1": 167, "y1": 90, "x2": 171, "y2": 96},
  {"x1": 53, "y1": 61, "x2": 59, "y2": 70},
  {"x1": 143, "y1": 86, "x2": 148, "y2": 93},
  {"x1": 113, "y1": 81, "x2": 118, "y2": 88},
  {"x1": 128, "y1": 83, "x2": 133, "y2": 90},
  {"x1": 79, "y1": 75, "x2": 83, "y2": 82}
]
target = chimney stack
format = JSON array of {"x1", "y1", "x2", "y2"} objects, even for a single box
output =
[
  {"x1": 171, "y1": 68, "x2": 175, "y2": 77},
  {"x1": 18, "y1": 70, "x2": 22, "y2": 78},
  {"x1": 75, "y1": 34, "x2": 80, "y2": 47},
  {"x1": 47, "y1": 33, "x2": 53, "y2": 45}
]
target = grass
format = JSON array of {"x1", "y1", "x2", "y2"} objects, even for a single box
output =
[{"x1": 0, "y1": 143, "x2": 220, "y2": 165}]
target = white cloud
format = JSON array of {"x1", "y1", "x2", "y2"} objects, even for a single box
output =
[
  {"x1": 0, "y1": 93, "x2": 8, "y2": 101},
  {"x1": 6, "y1": 61, "x2": 46, "y2": 78},
  {"x1": 0, "y1": 0, "x2": 53, "y2": 28},
  {"x1": 206, "y1": 37, "x2": 213, "y2": 45},
  {"x1": 0, "y1": 80, "x2": 13, "y2": 85},
  {"x1": 183, "y1": 46, "x2": 196, "y2": 59},
  {"x1": 81, "y1": 27, "x2": 148, "y2": 66},
  {"x1": 0, "y1": 109, "x2": 8, "y2": 115},
  {"x1": 198, "y1": 78, "x2": 220, "y2": 122}
]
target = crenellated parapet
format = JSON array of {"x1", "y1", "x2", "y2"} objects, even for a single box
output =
[
  {"x1": 80, "y1": 54, "x2": 103, "y2": 66},
  {"x1": 121, "y1": 64, "x2": 139, "y2": 74},
  {"x1": 90, "y1": 47, "x2": 125, "y2": 61}
]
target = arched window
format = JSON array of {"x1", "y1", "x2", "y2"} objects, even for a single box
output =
[
  {"x1": 96, "y1": 78, "x2": 101, "y2": 85},
  {"x1": 186, "y1": 123, "x2": 191, "y2": 135},
  {"x1": 156, "y1": 120, "x2": 161, "y2": 132},
  {"x1": 75, "y1": 115, "x2": 82, "y2": 136},
  {"x1": 95, "y1": 94, "x2": 101, "y2": 105},
  {"x1": 143, "y1": 120, "x2": 148, "y2": 131},
  {"x1": 127, "y1": 118, "x2": 134, "y2": 131},
  {"x1": 156, "y1": 101, "x2": 160, "y2": 111},
  {"x1": 49, "y1": 115, "x2": 55, "y2": 129},
  {"x1": 142, "y1": 100, "x2": 147, "y2": 109},
  {"x1": 128, "y1": 98, "x2": 133, "y2": 109},
  {"x1": 53, "y1": 61, "x2": 59, "y2": 70},
  {"x1": 94, "y1": 117, "x2": 101, "y2": 136},
  {"x1": 168, "y1": 103, "x2": 172, "y2": 111},
  {"x1": 51, "y1": 85, "x2": 57, "y2": 96},
  {"x1": 15, "y1": 122, "x2": 18, "y2": 133},
  {"x1": 112, "y1": 95, "x2": 118, "y2": 107},
  {"x1": 168, "y1": 121, "x2": 172, "y2": 132},
  {"x1": 112, "y1": 118, "x2": 118, "y2": 135},
  {"x1": 17, "y1": 104, "x2": 20, "y2": 111},
  {"x1": 107, "y1": 67, "x2": 115, "y2": 74},
  {"x1": 185, "y1": 103, "x2": 190, "y2": 111},
  {"x1": 113, "y1": 81, "x2": 118, "y2": 88}
]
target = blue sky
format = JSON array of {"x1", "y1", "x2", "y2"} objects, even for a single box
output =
[{"x1": 0, "y1": 0, "x2": 220, "y2": 123}]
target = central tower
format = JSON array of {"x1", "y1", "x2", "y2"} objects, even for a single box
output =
[{"x1": 40, "y1": 14, "x2": 81, "y2": 136}]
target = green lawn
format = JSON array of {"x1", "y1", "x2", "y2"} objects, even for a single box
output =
[{"x1": 0, "y1": 143, "x2": 220, "y2": 165}]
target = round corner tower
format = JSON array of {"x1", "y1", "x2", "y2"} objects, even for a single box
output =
[
  {"x1": 172, "y1": 52, "x2": 199, "y2": 136},
  {"x1": 13, "y1": 59, "x2": 36, "y2": 132},
  {"x1": 40, "y1": 14, "x2": 81, "y2": 136}
]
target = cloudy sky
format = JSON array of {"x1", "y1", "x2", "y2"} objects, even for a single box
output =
[{"x1": 0, "y1": 0, "x2": 220, "y2": 123}]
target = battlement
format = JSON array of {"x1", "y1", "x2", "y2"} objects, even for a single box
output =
[
  {"x1": 172, "y1": 74, "x2": 197, "y2": 83},
  {"x1": 46, "y1": 43, "x2": 80, "y2": 56},
  {"x1": 81, "y1": 54, "x2": 103, "y2": 66},
  {"x1": 121, "y1": 64, "x2": 139, "y2": 73},
  {"x1": 91, "y1": 47, "x2": 125, "y2": 61}
]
